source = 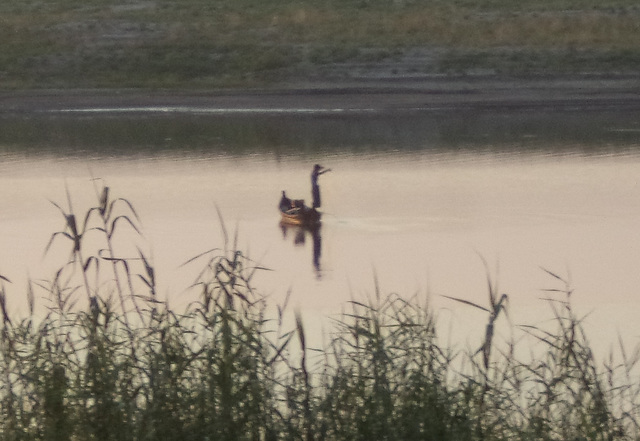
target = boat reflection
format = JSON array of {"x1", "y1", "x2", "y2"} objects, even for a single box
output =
[{"x1": 279, "y1": 223, "x2": 323, "y2": 278}]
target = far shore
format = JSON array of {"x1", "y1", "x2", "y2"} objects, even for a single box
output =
[{"x1": 1, "y1": 75, "x2": 640, "y2": 114}]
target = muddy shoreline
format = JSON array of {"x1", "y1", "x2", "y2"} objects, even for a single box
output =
[{"x1": 1, "y1": 76, "x2": 639, "y2": 114}]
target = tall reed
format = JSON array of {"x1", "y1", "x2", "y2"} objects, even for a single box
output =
[{"x1": 1, "y1": 183, "x2": 640, "y2": 440}]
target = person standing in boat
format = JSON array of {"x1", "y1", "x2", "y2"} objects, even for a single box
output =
[{"x1": 311, "y1": 164, "x2": 331, "y2": 209}]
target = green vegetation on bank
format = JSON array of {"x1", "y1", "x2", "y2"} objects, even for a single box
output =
[
  {"x1": 1, "y1": 0, "x2": 639, "y2": 89},
  {"x1": 1, "y1": 183, "x2": 640, "y2": 440}
]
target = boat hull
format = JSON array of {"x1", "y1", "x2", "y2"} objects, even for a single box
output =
[{"x1": 280, "y1": 207, "x2": 321, "y2": 227}]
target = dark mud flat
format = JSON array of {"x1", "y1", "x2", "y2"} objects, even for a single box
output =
[{"x1": 1, "y1": 75, "x2": 639, "y2": 115}]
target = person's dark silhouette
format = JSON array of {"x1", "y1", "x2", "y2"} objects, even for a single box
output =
[
  {"x1": 279, "y1": 190, "x2": 292, "y2": 212},
  {"x1": 312, "y1": 226, "x2": 322, "y2": 276},
  {"x1": 311, "y1": 164, "x2": 331, "y2": 209}
]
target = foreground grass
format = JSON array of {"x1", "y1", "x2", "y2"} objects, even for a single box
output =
[
  {"x1": 1, "y1": 183, "x2": 640, "y2": 440},
  {"x1": 1, "y1": 0, "x2": 639, "y2": 88}
]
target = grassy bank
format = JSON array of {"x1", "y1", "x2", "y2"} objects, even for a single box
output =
[
  {"x1": 1, "y1": 183, "x2": 640, "y2": 440},
  {"x1": 1, "y1": 0, "x2": 639, "y2": 89}
]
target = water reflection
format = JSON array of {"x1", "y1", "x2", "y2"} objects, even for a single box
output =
[
  {"x1": 1, "y1": 107, "x2": 639, "y2": 160},
  {"x1": 279, "y1": 223, "x2": 323, "y2": 279}
]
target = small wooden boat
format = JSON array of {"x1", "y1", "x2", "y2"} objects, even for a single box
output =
[
  {"x1": 278, "y1": 190, "x2": 322, "y2": 227},
  {"x1": 280, "y1": 205, "x2": 321, "y2": 227}
]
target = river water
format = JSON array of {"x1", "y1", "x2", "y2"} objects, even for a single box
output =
[{"x1": 1, "y1": 105, "x2": 640, "y2": 356}]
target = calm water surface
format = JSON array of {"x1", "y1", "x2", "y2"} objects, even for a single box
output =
[{"x1": 1, "y1": 107, "x2": 640, "y2": 355}]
